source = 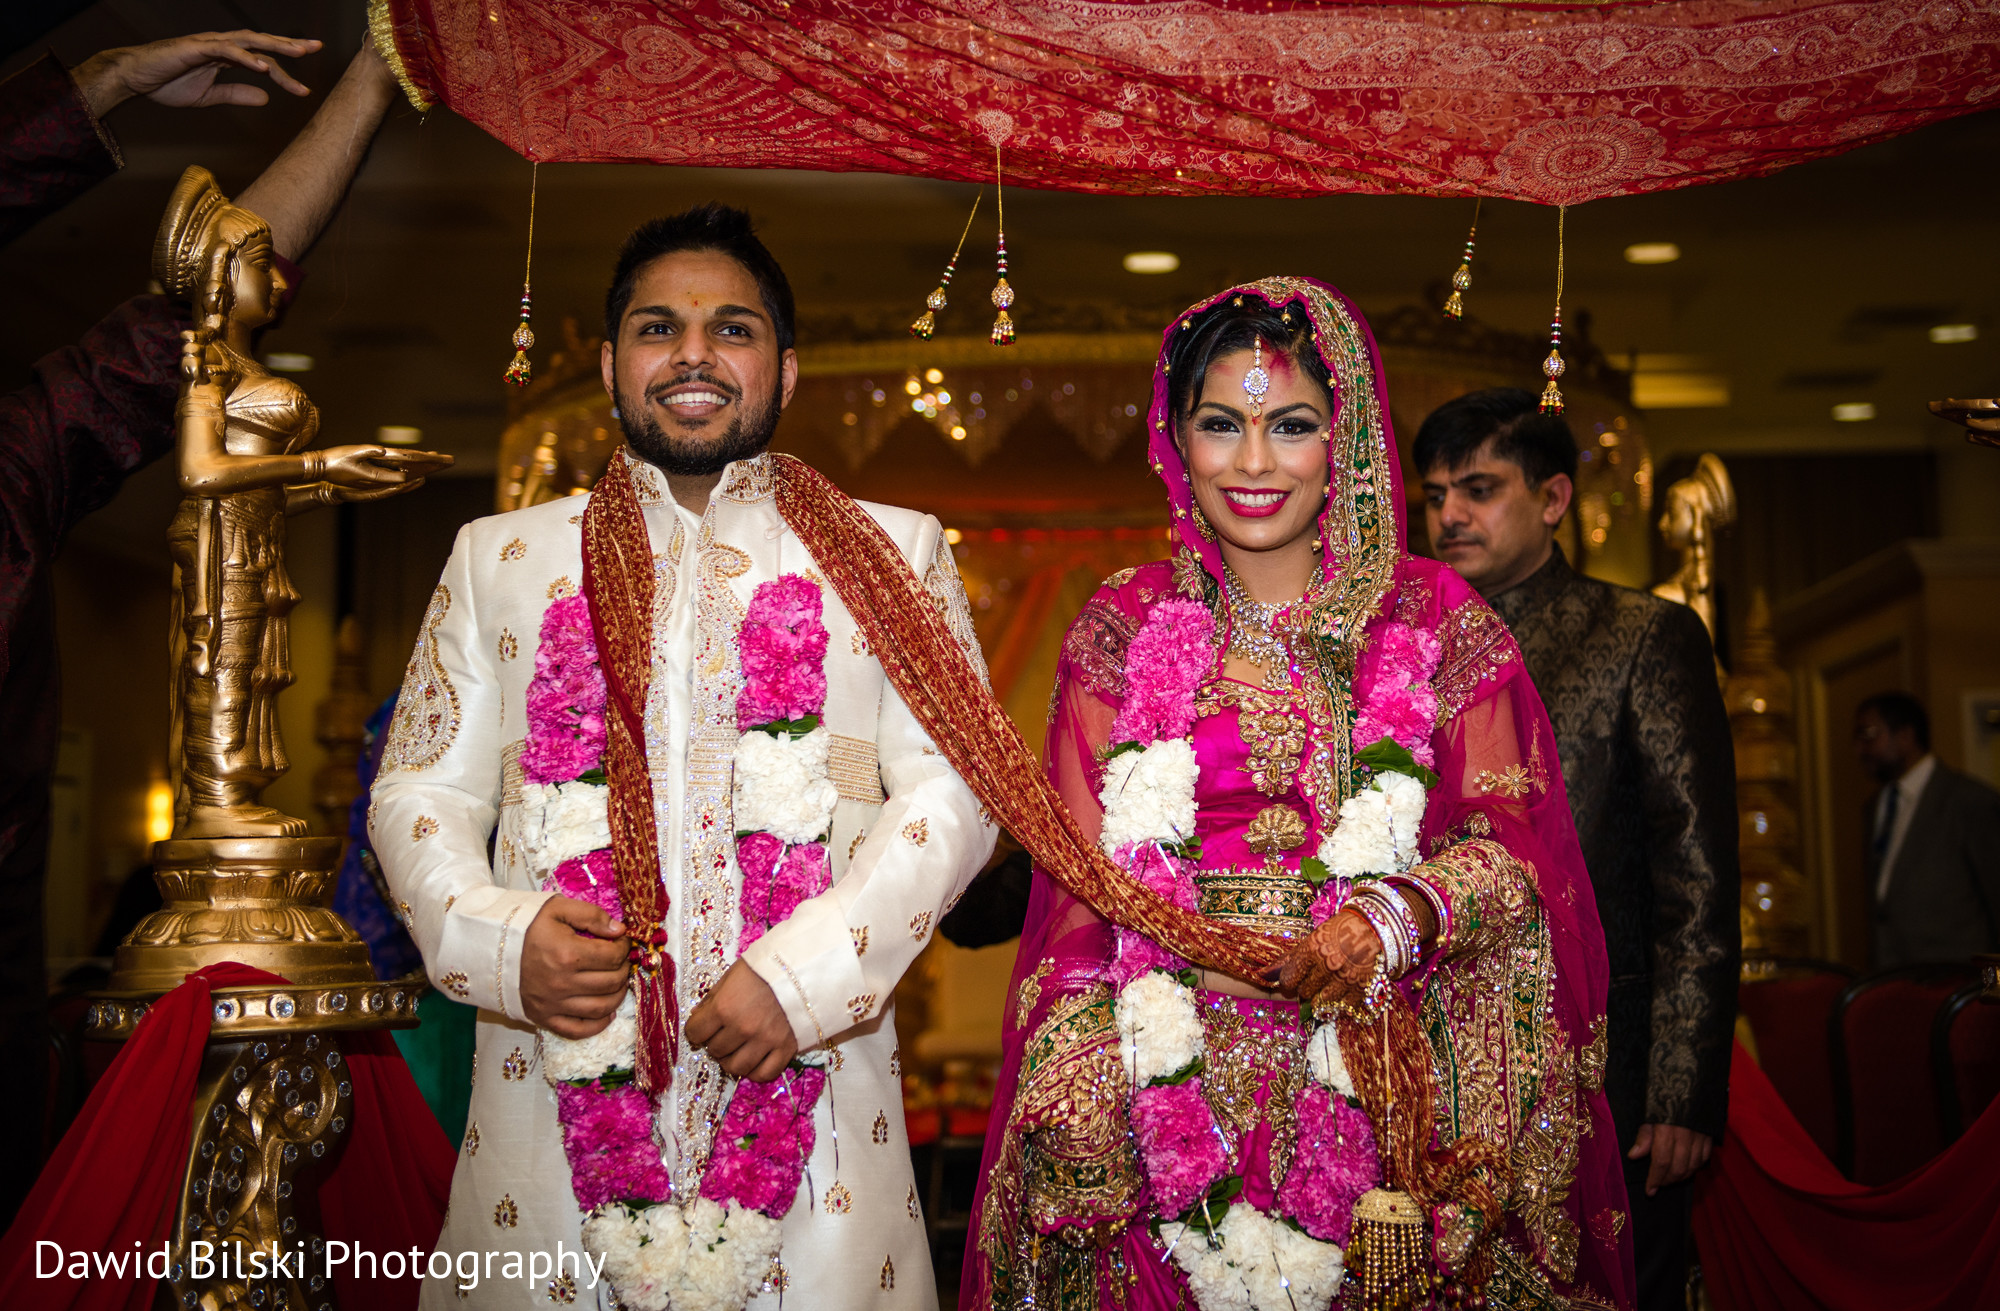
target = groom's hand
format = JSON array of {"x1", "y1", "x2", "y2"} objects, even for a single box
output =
[
  {"x1": 520, "y1": 896, "x2": 630, "y2": 1039},
  {"x1": 685, "y1": 961, "x2": 798, "y2": 1083}
]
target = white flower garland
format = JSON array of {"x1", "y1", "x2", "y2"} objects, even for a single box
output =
[
  {"x1": 519, "y1": 779, "x2": 613, "y2": 872},
  {"x1": 581, "y1": 1198, "x2": 780, "y2": 1311},
  {"x1": 731, "y1": 725, "x2": 839, "y2": 844},
  {"x1": 1159, "y1": 1204, "x2": 1348, "y2": 1311},
  {"x1": 1099, "y1": 737, "x2": 1200, "y2": 851}
]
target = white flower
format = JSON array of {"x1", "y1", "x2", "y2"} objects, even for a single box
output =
[
  {"x1": 1099, "y1": 738, "x2": 1198, "y2": 852},
  {"x1": 1318, "y1": 771, "x2": 1429, "y2": 878},
  {"x1": 1115, "y1": 970, "x2": 1203, "y2": 1085},
  {"x1": 519, "y1": 780, "x2": 611, "y2": 874},
  {"x1": 584, "y1": 1199, "x2": 781, "y2": 1311},
  {"x1": 542, "y1": 989, "x2": 637, "y2": 1084},
  {"x1": 732, "y1": 727, "x2": 838, "y2": 843},
  {"x1": 1160, "y1": 1203, "x2": 1345, "y2": 1311},
  {"x1": 1305, "y1": 1022, "x2": 1355, "y2": 1098}
]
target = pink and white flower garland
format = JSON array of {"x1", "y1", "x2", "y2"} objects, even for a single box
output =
[
  {"x1": 520, "y1": 577, "x2": 836, "y2": 1311},
  {"x1": 1105, "y1": 602, "x2": 1443, "y2": 1311}
]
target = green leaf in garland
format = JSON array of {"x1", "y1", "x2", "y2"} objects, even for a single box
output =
[
  {"x1": 1172, "y1": 967, "x2": 1201, "y2": 991},
  {"x1": 1155, "y1": 1055, "x2": 1205, "y2": 1086},
  {"x1": 1104, "y1": 739, "x2": 1147, "y2": 761},
  {"x1": 578, "y1": 768, "x2": 607, "y2": 786},
  {"x1": 756, "y1": 714, "x2": 821, "y2": 738},
  {"x1": 1356, "y1": 736, "x2": 1441, "y2": 789},
  {"x1": 1299, "y1": 856, "x2": 1332, "y2": 887}
]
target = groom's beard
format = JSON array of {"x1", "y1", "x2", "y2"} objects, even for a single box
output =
[{"x1": 616, "y1": 369, "x2": 783, "y2": 476}]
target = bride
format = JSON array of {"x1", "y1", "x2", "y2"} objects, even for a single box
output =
[{"x1": 962, "y1": 279, "x2": 1632, "y2": 1311}]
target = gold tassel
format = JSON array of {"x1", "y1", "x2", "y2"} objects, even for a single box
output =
[
  {"x1": 1349, "y1": 1186, "x2": 1432, "y2": 1311},
  {"x1": 1538, "y1": 205, "x2": 1567, "y2": 415},
  {"x1": 990, "y1": 145, "x2": 1016, "y2": 346},
  {"x1": 1443, "y1": 198, "x2": 1480, "y2": 320},
  {"x1": 504, "y1": 162, "x2": 538, "y2": 388},
  {"x1": 910, "y1": 191, "x2": 981, "y2": 339}
]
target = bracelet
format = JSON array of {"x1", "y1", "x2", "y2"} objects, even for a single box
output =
[
  {"x1": 301, "y1": 451, "x2": 326, "y2": 480},
  {"x1": 1385, "y1": 872, "x2": 1450, "y2": 957},
  {"x1": 1348, "y1": 891, "x2": 1407, "y2": 980},
  {"x1": 1352, "y1": 884, "x2": 1422, "y2": 981}
]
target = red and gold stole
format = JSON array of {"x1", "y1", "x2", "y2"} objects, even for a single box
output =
[
  {"x1": 769, "y1": 453, "x2": 1285, "y2": 983},
  {"x1": 580, "y1": 452, "x2": 678, "y2": 1093}
]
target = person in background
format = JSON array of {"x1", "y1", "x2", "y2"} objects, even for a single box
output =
[
  {"x1": 0, "y1": 30, "x2": 401, "y2": 1226},
  {"x1": 1416, "y1": 387, "x2": 1739, "y2": 1311},
  {"x1": 1855, "y1": 692, "x2": 2000, "y2": 968}
]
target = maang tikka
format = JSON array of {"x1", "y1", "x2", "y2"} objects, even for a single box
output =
[
  {"x1": 909, "y1": 190, "x2": 982, "y2": 340},
  {"x1": 504, "y1": 162, "x2": 538, "y2": 388},
  {"x1": 989, "y1": 145, "x2": 1015, "y2": 346},
  {"x1": 1243, "y1": 336, "x2": 1270, "y2": 418}
]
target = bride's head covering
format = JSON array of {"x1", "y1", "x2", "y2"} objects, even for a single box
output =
[
  {"x1": 961, "y1": 276, "x2": 1634, "y2": 1311},
  {"x1": 1147, "y1": 276, "x2": 1405, "y2": 647}
]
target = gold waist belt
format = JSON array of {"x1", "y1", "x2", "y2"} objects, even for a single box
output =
[{"x1": 1195, "y1": 867, "x2": 1316, "y2": 939}]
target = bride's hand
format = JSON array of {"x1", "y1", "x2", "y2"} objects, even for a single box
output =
[{"x1": 1268, "y1": 908, "x2": 1382, "y2": 1003}]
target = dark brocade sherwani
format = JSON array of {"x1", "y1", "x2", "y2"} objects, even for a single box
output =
[
  {"x1": 1487, "y1": 547, "x2": 1740, "y2": 1311},
  {"x1": 0, "y1": 55, "x2": 186, "y2": 1225}
]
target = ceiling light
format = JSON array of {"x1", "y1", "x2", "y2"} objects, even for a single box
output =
[
  {"x1": 1832, "y1": 402, "x2": 1875, "y2": 422},
  {"x1": 944, "y1": 527, "x2": 963, "y2": 544},
  {"x1": 1623, "y1": 242, "x2": 1681, "y2": 265},
  {"x1": 904, "y1": 378, "x2": 922, "y2": 396},
  {"x1": 1930, "y1": 323, "x2": 1978, "y2": 344},
  {"x1": 1123, "y1": 251, "x2": 1180, "y2": 274},
  {"x1": 924, "y1": 367, "x2": 944, "y2": 384},
  {"x1": 264, "y1": 352, "x2": 313, "y2": 372},
  {"x1": 377, "y1": 425, "x2": 423, "y2": 445}
]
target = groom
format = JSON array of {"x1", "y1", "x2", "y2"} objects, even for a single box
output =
[{"x1": 370, "y1": 203, "x2": 996, "y2": 1308}]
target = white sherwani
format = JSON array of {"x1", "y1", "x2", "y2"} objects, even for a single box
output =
[{"x1": 370, "y1": 451, "x2": 996, "y2": 1309}]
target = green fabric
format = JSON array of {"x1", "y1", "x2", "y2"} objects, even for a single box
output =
[{"x1": 391, "y1": 989, "x2": 477, "y2": 1146}]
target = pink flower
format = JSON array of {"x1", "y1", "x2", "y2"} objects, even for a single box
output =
[
  {"x1": 1276, "y1": 1084, "x2": 1380, "y2": 1244},
  {"x1": 548, "y1": 849, "x2": 622, "y2": 920},
  {"x1": 1308, "y1": 880, "x2": 1351, "y2": 927},
  {"x1": 1113, "y1": 842, "x2": 1198, "y2": 910},
  {"x1": 1111, "y1": 600, "x2": 1215, "y2": 745},
  {"x1": 555, "y1": 1083, "x2": 672, "y2": 1211},
  {"x1": 737, "y1": 838, "x2": 831, "y2": 948},
  {"x1": 523, "y1": 596, "x2": 610, "y2": 785},
  {"x1": 1132, "y1": 1079, "x2": 1229, "y2": 1218},
  {"x1": 737, "y1": 575, "x2": 830, "y2": 728},
  {"x1": 1352, "y1": 684, "x2": 1440, "y2": 767},
  {"x1": 1110, "y1": 927, "x2": 1187, "y2": 990},
  {"x1": 1351, "y1": 618, "x2": 1442, "y2": 767},
  {"x1": 699, "y1": 1067, "x2": 827, "y2": 1216}
]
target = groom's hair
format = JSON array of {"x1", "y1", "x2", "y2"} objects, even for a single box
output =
[{"x1": 603, "y1": 203, "x2": 797, "y2": 352}]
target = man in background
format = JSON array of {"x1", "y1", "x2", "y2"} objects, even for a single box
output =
[
  {"x1": 1856, "y1": 692, "x2": 2000, "y2": 967},
  {"x1": 1416, "y1": 388, "x2": 1740, "y2": 1311},
  {"x1": 0, "y1": 28, "x2": 402, "y2": 1223}
]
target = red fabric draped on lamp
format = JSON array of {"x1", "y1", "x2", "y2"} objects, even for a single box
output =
[
  {"x1": 1692, "y1": 1040, "x2": 2000, "y2": 1311},
  {"x1": 0, "y1": 965, "x2": 452, "y2": 1311},
  {"x1": 370, "y1": 0, "x2": 2000, "y2": 202}
]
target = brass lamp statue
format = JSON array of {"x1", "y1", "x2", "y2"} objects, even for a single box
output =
[
  {"x1": 86, "y1": 166, "x2": 451, "y2": 1311},
  {"x1": 1651, "y1": 452, "x2": 1735, "y2": 645}
]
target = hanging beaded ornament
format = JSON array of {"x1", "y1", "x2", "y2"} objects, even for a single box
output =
[
  {"x1": 1443, "y1": 198, "x2": 1481, "y2": 320},
  {"x1": 990, "y1": 146, "x2": 1016, "y2": 346},
  {"x1": 1539, "y1": 205, "x2": 1568, "y2": 415},
  {"x1": 504, "y1": 163, "x2": 538, "y2": 388},
  {"x1": 910, "y1": 191, "x2": 982, "y2": 339}
]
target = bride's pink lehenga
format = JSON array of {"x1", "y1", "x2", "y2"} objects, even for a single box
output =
[{"x1": 961, "y1": 279, "x2": 1634, "y2": 1311}]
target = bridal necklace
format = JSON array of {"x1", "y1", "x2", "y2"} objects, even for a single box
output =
[{"x1": 1223, "y1": 565, "x2": 1300, "y2": 687}]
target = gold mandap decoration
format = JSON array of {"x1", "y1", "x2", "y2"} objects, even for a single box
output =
[{"x1": 86, "y1": 166, "x2": 451, "y2": 1311}]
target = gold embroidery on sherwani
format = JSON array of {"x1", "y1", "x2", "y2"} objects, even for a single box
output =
[
  {"x1": 672, "y1": 513, "x2": 747, "y2": 1190},
  {"x1": 382, "y1": 584, "x2": 457, "y2": 772}
]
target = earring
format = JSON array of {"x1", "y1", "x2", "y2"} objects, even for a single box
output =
[
  {"x1": 1192, "y1": 505, "x2": 1217, "y2": 541},
  {"x1": 1243, "y1": 337, "x2": 1270, "y2": 419},
  {"x1": 990, "y1": 146, "x2": 1016, "y2": 346},
  {"x1": 910, "y1": 191, "x2": 981, "y2": 340}
]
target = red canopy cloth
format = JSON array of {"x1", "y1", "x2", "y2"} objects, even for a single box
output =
[
  {"x1": 0, "y1": 964, "x2": 453, "y2": 1311},
  {"x1": 1691, "y1": 1039, "x2": 2000, "y2": 1311},
  {"x1": 374, "y1": 0, "x2": 2000, "y2": 202}
]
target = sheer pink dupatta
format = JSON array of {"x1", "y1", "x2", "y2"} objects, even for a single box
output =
[{"x1": 961, "y1": 278, "x2": 1632, "y2": 1310}]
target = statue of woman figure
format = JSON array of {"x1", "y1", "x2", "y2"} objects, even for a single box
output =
[
  {"x1": 1651, "y1": 452, "x2": 1735, "y2": 644},
  {"x1": 154, "y1": 165, "x2": 449, "y2": 839}
]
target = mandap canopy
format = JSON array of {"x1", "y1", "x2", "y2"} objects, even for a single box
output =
[{"x1": 370, "y1": 0, "x2": 2000, "y2": 203}]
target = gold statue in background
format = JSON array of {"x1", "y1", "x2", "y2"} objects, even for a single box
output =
[
  {"x1": 155, "y1": 165, "x2": 449, "y2": 838},
  {"x1": 1652, "y1": 452, "x2": 1735, "y2": 645},
  {"x1": 1930, "y1": 398, "x2": 2000, "y2": 448}
]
